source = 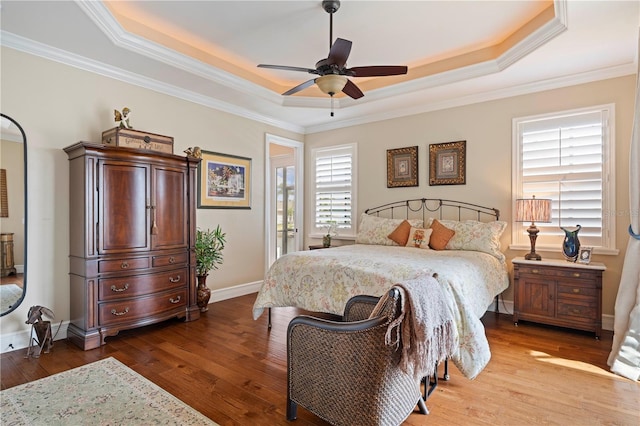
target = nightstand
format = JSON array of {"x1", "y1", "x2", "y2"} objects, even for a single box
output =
[
  {"x1": 309, "y1": 244, "x2": 332, "y2": 250},
  {"x1": 512, "y1": 257, "x2": 606, "y2": 338}
]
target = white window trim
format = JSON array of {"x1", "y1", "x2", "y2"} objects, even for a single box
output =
[
  {"x1": 510, "y1": 104, "x2": 618, "y2": 255},
  {"x1": 310, "y1": 143, "x2": 358, "y2": 239}
]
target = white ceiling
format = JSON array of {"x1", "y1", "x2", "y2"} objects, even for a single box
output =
[{"x1": 1, "y1": 1, "x2": 638, "y2": 134}]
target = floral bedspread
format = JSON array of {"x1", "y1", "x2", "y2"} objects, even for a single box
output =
[{"x1": 252, "y1": 244, "x2": 509, "y2": 379}]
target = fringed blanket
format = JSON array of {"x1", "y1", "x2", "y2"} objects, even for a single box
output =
[{"x1": 380, "y1": 273, "x2": 457, "y2": 381}]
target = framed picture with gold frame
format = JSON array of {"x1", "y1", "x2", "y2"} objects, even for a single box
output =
[
  {"x1": 429, "y1": 140, "x2": 466, "y2": 186},
  {"x1": 387, "y1": 146, "x2": 418, "y2": 188},
  {"x1": 198, "y1": 150, "x2": 251, "y2": 209}
]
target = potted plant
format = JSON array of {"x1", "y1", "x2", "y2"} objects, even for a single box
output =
[
  {"x1": 194, "y1": 225, "x2": 226, "y2": 312},
  {"x1": 322, "y1": 222, "x2": 338, "y2": 247}
]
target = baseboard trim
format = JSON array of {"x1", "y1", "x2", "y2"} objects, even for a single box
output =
[
  {"x1": 0, "y1": 321, "x2": 69, "y2": 354},
  {"x1": 1, "y1": 286, "x2": 615, "y2": 354}
]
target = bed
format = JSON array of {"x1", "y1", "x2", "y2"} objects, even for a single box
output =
[{"x1": 253, "y1": 198, "x2": 509, "y2": 379}]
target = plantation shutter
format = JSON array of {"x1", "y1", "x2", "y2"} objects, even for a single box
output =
[
  {"x1": 314, "y1": 145, "x2": 354, "y2": 233},
  {"x1": 517, "y1": 108, "x2": 609, "y2": 247}
]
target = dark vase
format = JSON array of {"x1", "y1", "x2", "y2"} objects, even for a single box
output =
[
  {"x1": 197, "y1": 274, "x2": 211, "y2": 312},
  {"x1": 561, "y1": 225, "x2": 581, "y2": 262},
  {"x1": 322, "y1": 235, "x2": 331, "y2": 248}
]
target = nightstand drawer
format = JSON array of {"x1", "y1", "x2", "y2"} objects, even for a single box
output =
[
  {"x1": 557, "y1": 283, "x2": 597, "y2": 298},
  {"x1": 518, "y1": 265, "x2": 597, "y2": 281},
  {"x1": 557, "y1": 301, "x2": 597, "y2": 320}
]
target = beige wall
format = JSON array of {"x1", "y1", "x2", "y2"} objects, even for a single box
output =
[
  {"x1": 304, "y1": 75, "x2": 635, "y2": 318},
  {"x1": 0, "y1": 44, "x2": 634, "y2": 339},
  {"x1": 0, "y1": 47, "x2": 302, "y2": 336}
]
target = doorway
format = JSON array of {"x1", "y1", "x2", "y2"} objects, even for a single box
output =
[{"x1": 264, "y1": 134, "x2": 304, "y2": 273}]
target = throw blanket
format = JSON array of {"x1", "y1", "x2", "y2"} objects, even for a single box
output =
[{"x1": 381, "y1": 273, "x2": 457, "y2": 381}]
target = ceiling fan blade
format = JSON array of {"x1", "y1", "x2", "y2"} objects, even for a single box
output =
[
  {"x1": 282, "y1": 79, "x2": 317, "y2": 96},
  {"x1": 345, "y1": 65, "x2": 408, "y2": 77},
  {"x1": 342, "y1": 79, "x2": 364, "y2": 99},
  {"x1": 327, "y1": 38, "x2": 352, "y2": 68},
  {"x1": 258, "y1": 64, "x2": 318, "y2": 74}
]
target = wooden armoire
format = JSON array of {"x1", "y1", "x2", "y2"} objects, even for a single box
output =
[{"x1": 64, "y1": 142, "x2": 200, "y2": 350}]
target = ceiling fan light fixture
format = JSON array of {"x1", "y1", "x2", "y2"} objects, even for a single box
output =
[{"x1": 316, "y1": 74, "x2": 347, "y2": 96}]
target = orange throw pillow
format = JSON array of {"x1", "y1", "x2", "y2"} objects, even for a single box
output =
[
  {"x1": 429, "y1": 219, "x2": 456, "y2": 250},
  {"x1": 387, "y1": 220, "x2": 412, "y2": 245}
]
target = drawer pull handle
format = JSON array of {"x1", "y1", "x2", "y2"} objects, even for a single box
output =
[
  {"x1": 531, "y1": 269, "x2": 539, "y2": 274},
  {"x1": 110, "y1": 283, "x2": 130, "y2": 292},
  {"x1": 169, "y1": 275, "x2": 181, "y2": 283},
  {"x1": 572, "y1": 309, "x2": 581, "y2": 314},
  {"x1": 111, "y1": 307, "x2": 130, "y2": 316},
  {"x1": 573, "y1": 288, "x2": 581, "y2": 293},
  {"x1": 169, "y1": 256, "x2": 175, "y2": 264},
  {"x1": 120, "y1": 261, "x2": 129, "y2": 269},
  {"x1": 572, "y1": 273, "x2": 581, "y2": 278},
  {"x1": 170, "y1": 296, "x2": 181, "y2": 304}
]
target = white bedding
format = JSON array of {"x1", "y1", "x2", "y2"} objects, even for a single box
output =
[{"x1": 252, "y1": 244, "x2": 509, "y2": 379}]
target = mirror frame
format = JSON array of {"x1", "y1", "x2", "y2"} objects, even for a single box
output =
[{"x1": 0, "y1": 113, "x2": 27, "y2": 317}]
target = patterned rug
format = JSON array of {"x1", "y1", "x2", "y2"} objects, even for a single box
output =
[
  {"x1": 0, "y1": 283, "x2": 23, "y2": 312},
  {"x1": 0, "y1": 357, "x2": 218, "y2": 425}
]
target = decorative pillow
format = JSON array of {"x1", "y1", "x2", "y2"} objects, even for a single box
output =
[
  {"x1": 356, "y1": 214, "x2": 423, "y2": 246},
  {"x1": 438, "y1": 219, "x2": 508, "y2": 261},
  {"x1": 388, "y1": 220, "x2": 412, "y2": 246},
  {"x1": 429, "y1": 220, "x2": 455, "y2": 250},
  {"x1": 405, "y1": 227, "x2": 433, "y2": 249}
]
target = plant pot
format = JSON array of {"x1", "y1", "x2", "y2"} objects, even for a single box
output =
[{"x1": 197, "y1": 274, "x2": 211, "y2": 312}]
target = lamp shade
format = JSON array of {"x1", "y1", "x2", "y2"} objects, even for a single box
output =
[
  {"x1": 316, "y1": 75, "x2": 348, "y2": 95},
  {"x1": 515, "y1": 196, "x2": 552, "y2": 223}
]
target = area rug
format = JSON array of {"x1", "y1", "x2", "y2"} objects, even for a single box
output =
[
  {"x1": 0, "y1": 357, "x2": 218, "y2": 425},
  {"x1": 0, "y1": 283, "x2": 22, "y2": 312}
]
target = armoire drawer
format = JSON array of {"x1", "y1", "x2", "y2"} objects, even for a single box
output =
[
  {"x1": 98, "y1": 257, "x2": 150, "y2": 273},
  {"x1": 152, "y1": 252, "x2": 188, "y2": 268},
  {"x1": 98, "y1": 289, "x2": 187, "y2": 326},
  {"x1": 98, "y1": 268, "x2": 187, "y2": 301}
]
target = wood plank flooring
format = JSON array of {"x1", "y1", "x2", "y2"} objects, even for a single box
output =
[{"x1": 2, "y1": 294, "x2": 638, "y2": 425}]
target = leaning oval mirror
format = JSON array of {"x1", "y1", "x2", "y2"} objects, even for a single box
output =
[{"x1": 0, "y1": 114, "x2": 27, "y2": 316}]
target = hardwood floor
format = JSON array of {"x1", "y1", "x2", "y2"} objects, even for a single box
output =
[{"x1": 2, "y1": 294, "x2": 638, "y2": 425}]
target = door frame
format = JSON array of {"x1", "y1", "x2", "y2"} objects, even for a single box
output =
[{"x1": 264, "y1": 133, "x2": 304, "y2": 274}]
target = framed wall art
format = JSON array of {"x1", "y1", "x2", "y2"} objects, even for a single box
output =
[
  {"x1": 387, "y1": 146, "x2": 418, "y2": 188},
  {"x1": 198, "y1": 150, "x2": 251, "y2": 209},
  {"x1": 429, "y1": 140, "x2": 466, "y2": 186}
]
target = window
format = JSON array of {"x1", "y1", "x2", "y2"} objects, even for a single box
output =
[
  {"x1": 311, "y1": 143, "x2": 357, "y2": 237},
  {"x1": 512, "y1": 105, "x2": 616, "y2": 253}
]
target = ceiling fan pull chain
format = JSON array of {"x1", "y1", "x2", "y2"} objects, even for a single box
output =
[{"x1": 330, "y1": 95, "x2": 335, "y2": 117}]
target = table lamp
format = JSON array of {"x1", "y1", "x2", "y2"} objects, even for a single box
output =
[{"x1": 515, "y1": 195, "x2": 552, "y2": 261}]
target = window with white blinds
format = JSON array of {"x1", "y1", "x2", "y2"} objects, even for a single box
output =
[
  {"x1": 312, "y1": 143, "x2": 357, "y2": 236},
  {"x1": 512, "y1": 105, "x2": 615, "y2": 251}
]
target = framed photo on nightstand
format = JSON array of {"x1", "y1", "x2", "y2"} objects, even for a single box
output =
[{"x1": 578, "y1": 247, "x2": 593, "y2": 264}]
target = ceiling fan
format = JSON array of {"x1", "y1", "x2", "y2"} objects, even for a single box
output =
[{"x1": 257, "y1": 0, "x2": 408, "y2": 109}]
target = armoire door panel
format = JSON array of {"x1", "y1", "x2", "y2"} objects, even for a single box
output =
[
  {"x1": 99, "y1": 161, "x2": 150, "y2": 254},
  {"x1": 152, "y1": 167, "x2": 188, "y2": 250}
]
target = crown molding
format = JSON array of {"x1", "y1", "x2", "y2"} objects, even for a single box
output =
[
  {"x1": 0, "y1": 31, "x2": 305, "y2": 134},
  {"x1": 305, "y1": 62, "x2": 635, "y2": 134},
  {"x1": 75, "y1": 1, "x2": 282, "y2": 105}
]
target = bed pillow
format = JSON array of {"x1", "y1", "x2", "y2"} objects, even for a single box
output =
[
  {"x1": 429, "y1": 219, "x2": 455, "y2": 250},
  {"x1": 405, "y1": 227, "x2": 433, "y2": 249},
  {"x1": 356, "y1": 214, "x2": 423, "y2": 246},
  {"x1": 387, "y1": 220, "x2": 412, "y2": 246},
  {"x1": 438, "y1": 219, "x2": 507, "y2": 261}
]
